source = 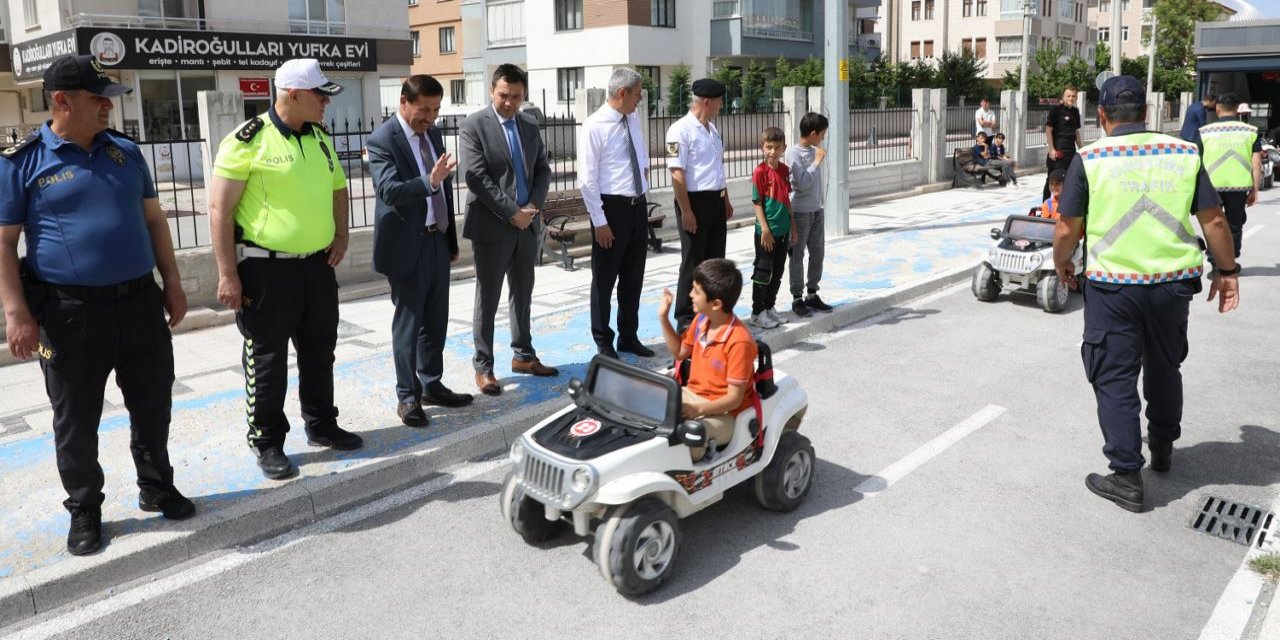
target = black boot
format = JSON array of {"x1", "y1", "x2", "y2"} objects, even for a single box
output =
[
  {"x1": 1086, "y1": 470, "x2": 1144, "y2": 513},
  {"x1": 1149, "y1": 439, "x2": 1173, "y2": 473},
  {"x1": 67, "y1": 508, "x2": 102, "y2": 556}
]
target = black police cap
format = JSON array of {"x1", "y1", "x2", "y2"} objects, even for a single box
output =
[
  {"x1": 1216, "y1": 92, "x2": 1240, "y2": 109},
  {"x1": 43, "y1": 55, "x2": 132, "y2": 98},
  {"x1": 691, "y1": 78, "x2": 726, "y2": 99},
  {"x1": 1097, "y1": 75, "x2": 1145, "y2": 107}
]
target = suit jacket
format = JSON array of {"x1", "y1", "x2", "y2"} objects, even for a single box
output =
[
  {"x1": 368, "y1": 117, "x2": 460, "y2": 279},
  {"x1": 458, "y1": 106, "x2": 552, "y2": 244}
]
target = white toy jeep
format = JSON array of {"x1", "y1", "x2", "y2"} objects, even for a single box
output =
[
  {"x1": 499, "y1": 343, "x2": 811, "y2": 596},
  {"x1": 972, "y1": 212, "x2": 1083, "y2": 313}
]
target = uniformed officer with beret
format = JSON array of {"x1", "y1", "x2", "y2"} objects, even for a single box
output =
[
  {"x1": 0, "y1": 55, "x2": 193, "y2": 555},
  {"x1": 667, "y1": 78, "x2": 733, "y2": 333},
  {"x1": 1052, "y1": 76, "x2": 1241, "y2": 513},
  {"x1": 209, "y1": 58, "x2": 361, "y2": 481}
]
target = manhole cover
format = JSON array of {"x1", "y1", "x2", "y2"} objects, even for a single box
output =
[{"x1": 1189, "y1": 496, "x2": 1273, "y2": 547}]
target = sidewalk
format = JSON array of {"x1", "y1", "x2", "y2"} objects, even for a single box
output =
[{"x1": 0, "y1": 180, "x2": 1043, "y2": 625}]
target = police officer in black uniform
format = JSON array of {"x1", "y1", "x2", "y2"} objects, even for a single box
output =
[{"x1": 0, "y1": 55, "x2": 194, "y2": 555}]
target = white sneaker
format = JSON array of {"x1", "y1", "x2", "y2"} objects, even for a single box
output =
[
  {"x1": 751, "y1": 312, "x2": 780, "y2": 329},
  {"x1": 766, "y1": 308, "x2": 789, "y2": 325}
]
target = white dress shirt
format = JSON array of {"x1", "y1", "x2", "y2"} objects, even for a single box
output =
[
  {"x1": 396, "y1": 112, "x2": 440, "y2": 227},
  {"x1": 493, "y1": 104, "x2": 526, "y2": 167},
  {"x1": 578, "y1": 104, "x2": 651, "y2": 227},
  {"x1": 665, "y1": 112, "x2": 726, "y2": 192}
]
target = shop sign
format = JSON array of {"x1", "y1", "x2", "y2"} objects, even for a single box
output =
[
  {"x1": 240, "y1": 77, "x2": 271, "y2": 98},
  {"x1": 12, "y1": 30, "x2": 79, "y2": 82},
  {"x1": 76, "y1": 27, "x2": 377, "y2": 73}
]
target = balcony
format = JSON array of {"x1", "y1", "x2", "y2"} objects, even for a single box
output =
[{"x1": 65, "y1": 13, "x2": 408, "y2": 40}]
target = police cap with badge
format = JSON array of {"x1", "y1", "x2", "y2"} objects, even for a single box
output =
[{"x1": 2, "y1": 55, "x2": 132, "y2": 158}]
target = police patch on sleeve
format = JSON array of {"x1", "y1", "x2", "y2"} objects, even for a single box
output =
[
  {"x1": 105, "y1": 145, "x2": 127, "y2": 166},
  {"x1": 666, "y1": 142, "x2": 680, "y2": 157}
]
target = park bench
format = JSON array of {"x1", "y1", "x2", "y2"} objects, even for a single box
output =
[
  {"x1": 952, "y1": 148, "x2": 1001, "y2": 188},
  {"x1": 539, "y1": 197, "x2": 666, "y2": 271}
]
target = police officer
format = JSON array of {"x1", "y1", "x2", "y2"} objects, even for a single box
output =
[
  {"x1": 209, "y1": 58, "x2": 361, "y2": 481},
  {"x1": 667, "y1": 78, "x2": 732, "y2": 333},
  {"x1": 1052, "y1": 76, "x2": 1241, "y2": 513},
  {"x1": 0, "y1": 55, "x2": 193, "y2": 556},
  {"x1": 1043, "y1": 85, "x2": 1082, "y2": 201},
  {"x1": 1198, "y1": 93, "x2": 1262, "y2": 263}
]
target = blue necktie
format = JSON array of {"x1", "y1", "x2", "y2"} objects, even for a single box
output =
[{"x1": 502, "y1": 119, "x2": 530, "y2": 207}]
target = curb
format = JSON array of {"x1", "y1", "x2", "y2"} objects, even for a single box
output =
[{"x1": 0, "y1": 262, "x2": 973, "y2": 629}]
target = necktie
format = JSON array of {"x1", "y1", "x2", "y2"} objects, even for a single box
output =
[
  {"x1": 502, "y1": 118, "x2": 530, "y2": 207},
  {"x1": 622, "y1": 114, "x2": 643, "y2": 197},
  {"x1": 418, "y1": 132, "x2": 448, "y2": 232}
]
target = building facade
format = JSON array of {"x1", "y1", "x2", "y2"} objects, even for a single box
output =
[
  {"x1": 1, "y1": 0, "x2": 412, "y2": 139},
  {"x1": 1089, "y1": 0, "x2": 1233, "y2": 61},
  {"x1": 409, "y1": 0, "x2": 465, "y2": 105}
]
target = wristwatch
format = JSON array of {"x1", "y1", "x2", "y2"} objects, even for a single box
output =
[{"x1": 1216, "y1": 264, "x2": 1242, "y2": 276}]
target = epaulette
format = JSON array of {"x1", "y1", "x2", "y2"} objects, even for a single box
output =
[
  {"x1": 104, "y1": 128, "x2": 136, "y2": 142},
  {"x1": 313, "y1": 121, "x2": 331, "y2": 136},
  {"x1": 235, "y1": 117, "x2": 264, "y2": 143},
  {"x1": 0, "y1": 133, "x2": 39, "y2": 160}
]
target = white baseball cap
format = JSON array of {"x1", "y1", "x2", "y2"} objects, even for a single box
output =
[
  {"x1": 1238, "y1": 102, "x2": 1252, "y2": 114},
  {"x1": 274, "y1": 58, "x2": 343, "y2": 96}
]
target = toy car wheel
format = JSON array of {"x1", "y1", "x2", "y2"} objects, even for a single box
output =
[
  {"x1": 971, "y1": 263, "x2": 999, "y2": 302},
  {"x1": 753, "y1": 431, "x2": 815, "y2": 512},
  {"x1": 500, "y1": 472, "x2": 567, "y2": 544},
  {"x1": 595, "y1": 498, "x2": 681, "y2": 596},
  {"x1": 1037, "y1": 273, "x2": 1068, "y2": 313}
]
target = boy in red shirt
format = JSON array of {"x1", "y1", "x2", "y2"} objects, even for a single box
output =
[
  {"x1": 658, "y1": 258, "x2": 758, "y2": 462},
  {"x1": 750, "y1": 127, "x2": 798, "y2": 329}
]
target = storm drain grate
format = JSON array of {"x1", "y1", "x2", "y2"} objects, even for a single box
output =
[{"x1": 1189, "y1": 496, "x2": 1273, "y2": 547}]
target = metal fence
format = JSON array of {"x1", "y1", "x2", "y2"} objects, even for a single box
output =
[
  {"x1": 138, "y1": 139, "x2": 207, "y2": 249},
  {"x1": 850, "y1": 107, "x2": 916, "y2": 166},
  {"x1": 1025, "y1": 107, "x2": 1053, "y2": 148},
  {"x1": 645, "y1": 109, "x2": 788, "y2": 190}
]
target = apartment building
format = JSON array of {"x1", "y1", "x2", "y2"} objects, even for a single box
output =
[
  {"x1": 879, "y1": 0, "x2": 1094, "y2": 81},
  {"x1": 0, "y1": 3, "x2": 13, "y2": 123},
  {"x1": 1, "y1": 0, "x2": 412, "y2": 137},
  {"x1": 410, "y1": 0, "x2": 465, "y2": 105},
  {"x1": 1088, "y1": 0, "x2": 1233, "y2": 60}
]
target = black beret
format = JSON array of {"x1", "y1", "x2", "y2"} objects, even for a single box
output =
[{"x1": 691, "y1": 78, "x2": 726, "y2": 99}]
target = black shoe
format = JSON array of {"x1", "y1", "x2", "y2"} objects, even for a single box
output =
[
  {"x1": 397, "y1": 401, "x2": 430, "y2": 428},
  {"x1": 1085, "y1": 471, "x2": 1144, "y2": 513},
  {"x1": 256, "y1": 447, "x2": 296, "y2": 480},
  {"x1": 306, "y1": 426, "x2": 364, "y2": 451},
  {"x1": 805, "y1": 294, "x2": 834, "y2": 313},
  {"x1": 1149, "y1": 438, "x2": 1173, "y2": 473},
  {"x1": 139, "y1": 487, "x2": 196, "y2": 520},
  {"x1": 423, "y1": 383, "x2": 474, "y2": 408},
  {"x1": 617, "y1": 338, "x2": 655, "y2": 358},
  {"x1": 597, "y1": 345, "x2": 619, "y2": 359},
  {"x1": 791, "y1": 299, "x2": 813, "y2": 318},
  {"x1": 67, "y1": 508, "x2": 102, "y2": 556}
]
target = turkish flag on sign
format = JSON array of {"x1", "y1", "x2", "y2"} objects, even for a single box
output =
[{"x1": 240, "y1": 78, "x2": 270, "y2": 98}]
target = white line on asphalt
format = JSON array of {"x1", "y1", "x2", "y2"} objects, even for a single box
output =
[
  {"x1": 1243, "y1": 224, "x2": 1266, "y2": 240},
  {"x1": 1, "y1": 458, "x2": 509, "y2": 640},
  {"x1": 853, "y1": 405, "x2": 1007, "y2": 499},
  {"x1": 1197, "y1": 492, "x2": 1280, "y2": 640}
]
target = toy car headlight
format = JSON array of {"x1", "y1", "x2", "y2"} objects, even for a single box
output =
[
  {"x1": 1028, "y1": 253, "x2": 1044, "y2": 268},
  {"x1": 509, "y1": 440, "x2": 525, "y2": 465},
  {"x1": 571, "y1": 467, "x2": 594, "y2": 493}
]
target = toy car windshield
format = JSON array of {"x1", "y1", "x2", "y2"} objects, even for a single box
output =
[
  {"x1": 1005, "y1": 215, "x2": 1056, "y2": 243},
  {"x1": 586, "y1": 358, "x2": 679, "y2": 429}
]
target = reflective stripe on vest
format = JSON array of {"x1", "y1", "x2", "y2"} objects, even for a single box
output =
[
  {"x1": 1079, "y1": 132, "x2": 1203, "y2": 285},
  {"x1": 1199, "y1": 121, "x2": 1257, "y2": 191}
]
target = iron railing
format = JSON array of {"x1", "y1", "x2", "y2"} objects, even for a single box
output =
[{"x1": 850, "y1": 108, "x2": 916, "y2": 166}]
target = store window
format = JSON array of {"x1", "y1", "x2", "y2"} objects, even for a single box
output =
[
  {"x1": 289, "y1": 0, "x2": 346, "y2": 35},
  {"x1": 137, "y1": 70, "x2": 215, "y2": 141},
  {"x1": 323, "y1": 77, "x2": 365, "y2": 132},
  {"x1": 450, "y1": 79, "x2": 466, "y2": 105}
]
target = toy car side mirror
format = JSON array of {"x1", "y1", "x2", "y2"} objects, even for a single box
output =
[
  {"x1": 676, "y1": 420, "x2": 706, "y2": 448},
  {"x1": 990, "y1": 228, "x2": 1002, "y2": 240},
  {"x1": 567, "y1": 378, "x2": 584, "y2": 405}
]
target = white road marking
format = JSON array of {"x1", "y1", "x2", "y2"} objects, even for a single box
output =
[
  {"x1": 1197, "y1": 492, "x2": 1280, "y2": 640},
  {"x1": 853, "y1": 405, "x2": 1007, "y2": 499},
  {"x1": 1, "y1": 458, "x2": 509, "y2": 640},
  {"x1": 1243, "y1": 224, "x2": 1266, "y2": 240}
]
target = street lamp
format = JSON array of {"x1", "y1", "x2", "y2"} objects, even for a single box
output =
[
  {"x1": 1144, "y1": 9, "x2": 1157, "y2": 96},
  {"x1": 1018, "y1": 0, "x2": 1033, "y2": 97}
]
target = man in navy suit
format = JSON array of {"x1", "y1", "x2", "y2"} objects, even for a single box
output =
[{"x1": 368, "y1": 75, "x2": 473, "y2": 427}]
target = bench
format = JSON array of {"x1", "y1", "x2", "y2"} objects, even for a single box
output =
[
  {"x1": 540, "y1": 199, "x2": 666, "y2": 271},
  {"x1": 952, "y1": 149, "x2": 1000, "y2": 188}
]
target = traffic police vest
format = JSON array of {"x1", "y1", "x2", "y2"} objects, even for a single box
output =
[
  {"x1": 1079, "y1": 131, "x2": 1203, "y2": 284},
  {"x1": 1198, "y1": 120, "x2": 1257, "y2": 191}
]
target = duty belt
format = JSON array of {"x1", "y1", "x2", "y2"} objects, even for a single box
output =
[
  {"x1": 236, "y1": 244, "x2": 321, "y2": 262},
  {"x1": 42, "y1": 274, "x2": 154, "y2": 301}
]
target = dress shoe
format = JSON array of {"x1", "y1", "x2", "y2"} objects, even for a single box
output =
[
  {"x1": 512, "y1": 358, "x2": 559, "y2": 377},
  {"x1": 139, "y1": 487, "x2": 196, "y2": 520},
  {"x1": 1149, "y1": 438, "x2": 1173, "y2": 472},
  {"x1": 423, "y1": 382, "x2": 474, "y2": 408},
  {"x1": 617, "y1": 338, "x2": 655, "y2": 358},
  {"x1": 476, "y1": 372, "x2": 502, "y2": 396},
  {"x1": 1085, "y1": 470, "x2": 1144, "y2": 513},
  {"x1": 256, "y1": 447, "x2": 296, "y2": 480},
  {"x1": 67, "y1": 508, "x2": 102, "y2": 556},
  {"x1": 306, "y1": 425, "x2": 364, "y2": 451},
  {"x1": 598, "y1": 345, "x2": 620, "y2": 359},
  {"x1": 398, "y1": 401, "x2": 430, "y2": 427}
]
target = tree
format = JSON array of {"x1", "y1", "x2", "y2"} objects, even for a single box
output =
[
  {"x1": 666, "y1": 63, "x2": 692, "y2": 115},
  {"x1": 710, "y1": 64, "x2": 742, "y2": 112},
  {"x1": 641, "y1": 72, "x2": 659, "y2": 117},
  {"x1": 936, "y1": 49, "x2": 987, "y2": 101},
  {"x1": 1003, "y1": 46, "x2": 1093, "y2": 101},
  {"x1": 741, "y1": 59, "x2": 768, "y2": 113}
]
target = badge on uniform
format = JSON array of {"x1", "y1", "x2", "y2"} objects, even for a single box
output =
[
  {"x1": 105, "y1": 145, "x2": 127, "y2": 166},
  {"x1": 37, "y1": 343, "x2": 54, "y2": 360},
  {"x1": 666, "y1": 142, "x2": 680, "y2": 157}
]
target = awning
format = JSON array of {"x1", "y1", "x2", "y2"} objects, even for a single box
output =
[{"x1": 1197, "y1": 55, "x2": 1280, "y2": 73}]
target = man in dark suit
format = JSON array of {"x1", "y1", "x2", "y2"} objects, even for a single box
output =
[
  {"x1": 368, "y1": 74, "x2": 474, "y2": 427},
  {"x1": 460, "y1": 64, "x2": 558, "y2": 396}
]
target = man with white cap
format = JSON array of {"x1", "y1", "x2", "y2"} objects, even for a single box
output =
[{"x1": 209, "y1": 58, "x2": 361, "y2": 480}]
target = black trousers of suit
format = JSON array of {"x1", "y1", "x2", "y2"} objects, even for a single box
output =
[
  {"x1": 591, "y1": 195, "x2": 649, "y2": 350},
  {"x1": 674, "y1": 191, "x2": 728, "y2": 329},
  {"x1": 389, "y1": 229, "x2": 451, "y2": 403},
  {"x1": 471, "y1": 226, "x2": 539, "y2": 374}
]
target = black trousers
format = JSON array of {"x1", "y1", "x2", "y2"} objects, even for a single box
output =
[
  {"x1": 35, "y1": 279, "x2": 175, "y2": 512},
  {"x1": 675, "y1": 191, "x2": 728, "y2": 329},
  {"x1": 1080, "y1": 278, "x2": 1195, "y2": 472},
  {"x1": 751, "y1": 230, "x2": 790, "y2": 315},
  {"x1": 591, "y1": 195, "x2": 649, "y2": 350},
  {"x1": 389, "y1": 230, "x2": 451, "y2": 403},
  {"x1": 236, "y1": 253, "x2": 339, "y2": 451}
]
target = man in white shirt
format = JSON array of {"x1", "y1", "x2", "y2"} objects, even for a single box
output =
[
  {"x1": 579, "y1": 68, "x2": 654, "y2": 359},
  {"x1": 975, "y1": 97, "x2": 997, "y2": 137},
  {"x1": 666, "y1": 78, "x2": 732, "y2": 332}
]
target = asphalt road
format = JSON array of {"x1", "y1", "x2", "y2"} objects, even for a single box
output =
[{"x1": 8, "y1": 202, "x2": 1280, "y2": 640}]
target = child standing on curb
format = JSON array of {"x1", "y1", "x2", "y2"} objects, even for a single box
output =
[
  {"x1": 785, "y1": 113, "x2": 834, "y2": 318},
  {"x1": 750, "y1": 127, "x2": 796, "y2": 330}
]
